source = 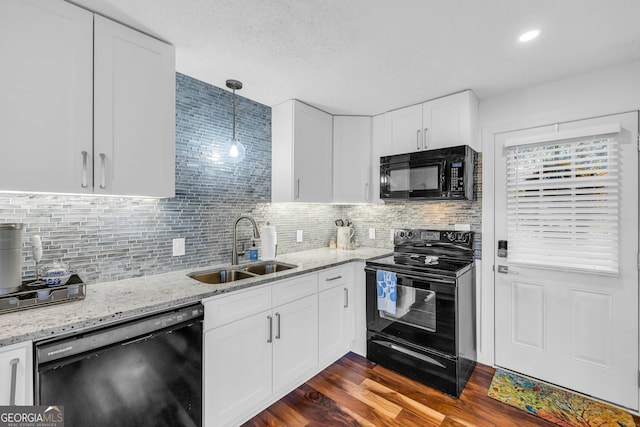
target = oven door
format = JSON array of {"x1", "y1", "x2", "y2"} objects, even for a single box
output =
[
  {"x1": 380, "y1": 155, "x2": 445, "y2": 200},
  {"x1": 365, "y1": 267, "x2": 456, "y2": 356}
]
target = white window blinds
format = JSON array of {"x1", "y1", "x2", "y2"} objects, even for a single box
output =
[{"x1": 505, "y1": 135, "x2": 619, "y2": 274}]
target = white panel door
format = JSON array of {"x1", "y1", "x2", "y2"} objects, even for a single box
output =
[
  {"x1": 388, "y1": 104, "x2": 423, "y2": 154},
  {"x1": 318, "y1": 284, "x2": 353, "y2": 367},
  {"x1": 94, "y1": 15, "x2": 175, "y2": 197},
  {"x1": 494, "y1": 111, "x2": 639, "y2": 410},
  {"x1": 0, "y1": 341, "x2": 33, "y2": 406},
  {"x1": 204, "y1": 311, "x2": 272, "y2": 426},
  {"x1": 0, "y1": 0, "x2": 93, "y2": 194},
  {"x1": 272, "y1": 294, "x2": 318, "y2": 393},
  {"x1": 333, "y1": 116, "x2": 372, "y2": 203}
]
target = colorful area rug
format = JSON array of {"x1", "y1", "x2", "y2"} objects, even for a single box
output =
[{"x1": 487, "y1": 369, "x2": 635, "y2": 427}]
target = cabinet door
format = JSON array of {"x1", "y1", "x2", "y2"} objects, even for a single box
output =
[
  {"x1": 422, "y1": 90, "x2": 477, "y2": 151},
  {"x1": 204, "y1": 311, "x2": 272, "y2": 427},
  {"x1": 319, "y1": 283, "x2": 353, "y2": 367},
  {"x1": 0, "y1": 0, "x2": 93, "y2": 194},
  {"x1": 333, "y1": 116, "x2": 372, "y2": 203},
  {"x1": 94, "y1": 16, "x2": 175, "y2": 197},
  {"x1": 388, "y1": 103, "x2": 423, "y2": 154},
  {"x1": 293, "y1": 101, "x2": 333, "y2": 202},
  {"x1": 370, "y1": 114, "x2": 391, "y2": 204},
  {"x1": 272, "y1": 294, "x2": 318, "y2": 393},
  {"x1": 0, "y1": 341, "x2": 33, "y2": 405}
]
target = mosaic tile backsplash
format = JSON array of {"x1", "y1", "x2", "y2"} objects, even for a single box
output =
[{"x1": 0, "y1": 73, "x2": 481, "y2": 285}]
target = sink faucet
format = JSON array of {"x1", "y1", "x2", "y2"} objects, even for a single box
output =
[{"x1": 232, "y1": 215, "x2": 261, "y2": 265}]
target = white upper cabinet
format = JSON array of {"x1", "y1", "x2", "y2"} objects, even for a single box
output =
[
  {"x1": 272, "y1": 100, "x2": 333, "y2": 203},
  {"x1": 383, "y1": 90, "x2": 479, "y2": 155},
  {"x1": 0, "y1": 0, "x2": 175, "y2": 197},
  {"x1": 422, "y1": 90, "x2": 478, "y2": 151},
  {"x1": 0, "y1": 0, "x2": 93, "y2": 194},
  {"x1": 94, "y1": 16, "x2": 175, "y2": 197},
  {"x1": 370, "y1": 114, "x2": 391, "y2": 204},
  {"x1": 387, "y1": 103, "x2": 424, "y2": 154},
  {"x1": 332, "y1": 116, "x2": 372, "y2": 203}
]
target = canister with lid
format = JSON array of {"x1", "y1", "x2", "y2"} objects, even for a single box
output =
[{"x1": 0, "y1": 223, "x2": 23, "y2": 294}]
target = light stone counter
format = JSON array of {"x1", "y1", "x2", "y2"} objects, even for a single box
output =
[{"x1": 0, "y1": 247, "x2": 390, "y2": 347}]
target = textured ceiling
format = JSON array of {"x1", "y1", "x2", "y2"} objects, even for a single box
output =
[{"x1": 71, "y1": 0, "x2": 640, "y2": 115}]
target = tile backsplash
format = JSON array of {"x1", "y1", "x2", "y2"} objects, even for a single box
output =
[{"x1": 0, "y1": 73, "x2": 481, "y2": 285}]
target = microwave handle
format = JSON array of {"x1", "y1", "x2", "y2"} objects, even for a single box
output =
[{"x1": 416, "y1": 129, "x2": 421, "y2": 150}]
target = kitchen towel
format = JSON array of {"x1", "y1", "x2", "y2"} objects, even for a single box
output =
[
  {"x1": 376, "y1": 270, "x2": 397, "y2": 315},
  {"x1": 260, "y1": 225, "x2": 277, "y2": 260}
]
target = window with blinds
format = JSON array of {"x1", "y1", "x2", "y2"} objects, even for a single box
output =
[{"x1": 506, "y1": 136, "x2": 619, "y2": 274}]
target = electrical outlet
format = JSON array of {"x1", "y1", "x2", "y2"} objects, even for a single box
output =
[
  {"x1": 172, "y1": 238, "x2": 185, "y2": 256},
  {"x1": 368, "y1": 228, "x2": 376, "y2": 239},
  {"x1": 296, "y1": 230, "x2": 303, "y2": 243}
]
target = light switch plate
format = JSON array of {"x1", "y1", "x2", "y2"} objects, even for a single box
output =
[
  {"x1": 368, "y1": 228, "x2": 376, "y2": 239},
  {"x1": 296, "y1": 230, "x2": 303, "y2": 243},
  {"x1": 172, "y1": 238, "x2": 185, "y2": 256}
]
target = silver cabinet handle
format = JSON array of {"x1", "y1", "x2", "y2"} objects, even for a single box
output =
[
  {"x1": 423, "y1": 128, "x2": 428, "y2": 149},
  {"x1": 267, "y1": 315, "x2": 273, "y2": 343},
  {"x1": 416, "y1": 129, "x2": 421, "y2": 150},
  {"x1": 9, "y1": 358, "x2": 19, "y2": 406},
  {"x1": 364, "y1": 183, "x2": 369, "y2": 201},
  {"x1": 99, "y1": 153, "x2": 107, "y2": 189},
  {"x1": 81, "y1": 151, "x2": 88, "y2": 188},
  {"x1": 344, "y1": 288, "x2": 349, "y2": 308},
  {"x1": 295, "y1": 179, "x2": 300, "y2": 199},
  {"x1": 275, "y1": 312, "x2": 281, "y2": 339},
  {"x1": 497, "y1": 265, "x2": 519, "y2": 275},
  {"x1": 326, "y1": 275, "x2": 342, "y2": 282}
]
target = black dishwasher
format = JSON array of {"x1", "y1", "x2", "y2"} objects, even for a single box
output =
[{"x1": 35, "y1": 303, "x2": 204, "y2": 427}]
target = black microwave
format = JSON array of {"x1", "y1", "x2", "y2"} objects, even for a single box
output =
[{"x1": 380, "y1": 145, "x2": 476, "y2": 201}]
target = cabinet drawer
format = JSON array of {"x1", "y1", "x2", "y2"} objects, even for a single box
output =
[
  {"x1": 318, "y1": 264, "x2": 353, "y2": 292},
  {"x1": 272, "y1": 273, "x2": 318, "y2": 307},
  {"x1": 204, "y1": 286, "x2": 271, "y2": 330}
]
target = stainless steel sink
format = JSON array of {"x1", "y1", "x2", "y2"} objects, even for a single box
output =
[
  {"x1": 188, "y1": 261, "x2": 297, "y2": 285},
  {"x1": 243, "y1": 261, "x2": 297, "y2": 275},
  {"x1": 188, "y1": 269, "x2": 256, "y2": 285}
]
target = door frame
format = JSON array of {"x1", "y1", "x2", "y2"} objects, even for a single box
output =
[{"x1": 480, "y1": 110, "x2": 640, "y2": 411}]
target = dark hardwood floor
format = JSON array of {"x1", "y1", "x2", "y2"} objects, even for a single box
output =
[{"x1": 243, "y1": 352, "x2": 640, "y2": 427}]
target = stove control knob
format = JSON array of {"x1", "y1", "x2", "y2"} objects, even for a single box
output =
[
  {"x1": 407, "y1": 231, "x2": 414, "y2": 238},
  {"x1": 445, "y1": 232, "x2": 455, "y2": 241},
  {"x1": 398, "y1": 231, "x2": 405, "y2": 238}
]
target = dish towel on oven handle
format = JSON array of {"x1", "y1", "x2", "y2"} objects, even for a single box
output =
[{"x1": 376, "y1": 270, "x2": 397, "y2": 315}]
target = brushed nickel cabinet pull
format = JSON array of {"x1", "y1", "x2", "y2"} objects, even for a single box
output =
[
  {"x1": 344, "y1": 288, "x2": 349, "y2": 308},
  {"x1": 423, "y1": 128, "x2": 428, "y2": 149},
  {"x1": 326, "y1": 275, "x2": 342, "y2": 282},
  {"x1": 99, "y1": 153, "x2": 107, "y2": 190},
  {"x1": 416, "y1": 129, "x2": 421, "y2": 150},
  {"x1": 9, "y1": 358, "x2": 19, "y2": 406},
  {"x1": 267, "y1": 315, "x2": 273, "y2": 343},
  {"x1": 275, "y1": 312, "x2": 281, "y2": 339},
  {"x1": 81, "y1": 151, "x2": 88, "y2": 188}
]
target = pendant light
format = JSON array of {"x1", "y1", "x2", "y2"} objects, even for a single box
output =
[{"x1": 225, "y1": 79, "x2": 245, "y2": 163}]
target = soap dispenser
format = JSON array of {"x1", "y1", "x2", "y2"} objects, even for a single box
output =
[{"x1": 249, "y1": 241, "x2": 258, "y2": 261}]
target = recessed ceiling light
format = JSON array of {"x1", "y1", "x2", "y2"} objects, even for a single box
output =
[{"x1": 519, "y1": 29, "x2": 540, "y2": 42}]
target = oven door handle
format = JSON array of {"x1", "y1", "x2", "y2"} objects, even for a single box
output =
[
  {"x1": 372, "y1": 340, "x2": 446, "y2": 369},
  {"x1": 365, "y1": 267, "x2": 456, "y2": 285}
]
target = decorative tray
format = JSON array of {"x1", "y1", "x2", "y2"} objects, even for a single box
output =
[{"x1": 0, "y1": 274, "x2": 86, "y2": 315}]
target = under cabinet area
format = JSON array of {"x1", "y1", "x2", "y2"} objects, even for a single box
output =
[
  {"x1": 203, "y1": 264, "x2": 359, "y2": 427},
  {"x1": 203, "y1": 273, "x2": 319, "y2": 427},
  {"x1": 384, "y1": 90, "x2": 479, "y2": 154},
  {"x1": 272, "y1": 100, "x2": 333, "y2": 203},
  {"x1": 318, "y1": 264, "x2": 355, "y2": 367},
  {"x1": 0, "y1": 341, "x2": 33, "y2": 406},
  {"x1": 0, "y1": 0, "x2": 175, "y2": 197}
]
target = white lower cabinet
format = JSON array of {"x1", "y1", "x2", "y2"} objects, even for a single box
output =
[
  {"x1": 0, "y1": 341, "x2": 33, "y2": 406},
  {"x1": 203, "y1": 273, "x2": 319, "y2": 427},
  {"x1": 318, "y1": 265, "x2": 354, "y2": 367}
]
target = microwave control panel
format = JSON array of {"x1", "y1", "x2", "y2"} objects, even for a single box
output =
[{"x1": 449, "y1": 161, "x2": 465, "y2": 192}]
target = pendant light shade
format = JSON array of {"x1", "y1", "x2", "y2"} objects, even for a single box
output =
[{"x1": 225, "y1": 79, "x2": 245, "y2": 163}]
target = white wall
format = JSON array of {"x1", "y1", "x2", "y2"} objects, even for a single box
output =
[{"x1": 477, "y1": 59, "x2": 640, "y2": 365}]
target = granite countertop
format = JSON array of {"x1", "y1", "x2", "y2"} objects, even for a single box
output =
[{"x1": 0, "y1": 247, "x2": 390, "y2": 347}]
